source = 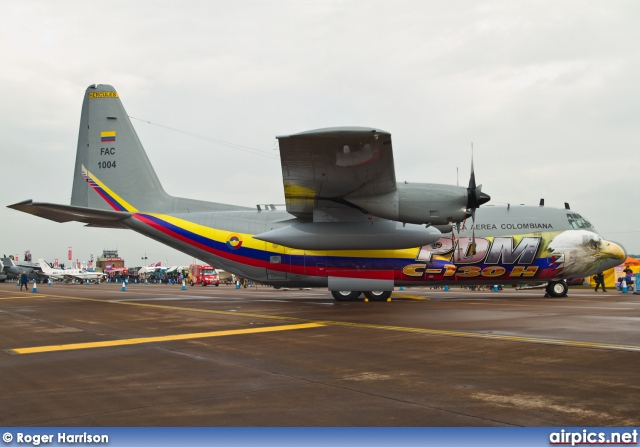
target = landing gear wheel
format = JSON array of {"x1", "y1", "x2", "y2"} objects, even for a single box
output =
[
  {"x1": 331, "y1": 291, "x2": 360, "y2": 301},
  {"x1": 546, "y1": 280, "x2": 568, "y2": 297},
  {"x1": 364, "y1": 291, "x2": 392, "y2": 301}
]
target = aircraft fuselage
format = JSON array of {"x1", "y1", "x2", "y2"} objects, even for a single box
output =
[{"x1": 122, "y1": 204, "x2": 624, "y2": 289}]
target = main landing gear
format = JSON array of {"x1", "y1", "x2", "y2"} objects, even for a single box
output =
[
  {"x1": 331, "y1": 291, "x2": 392, "y2": 301},
  {"x1": 545, "y1": 280, "x2": 568, "y2": 298}
]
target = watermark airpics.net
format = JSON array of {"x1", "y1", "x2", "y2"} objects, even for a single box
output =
[
  {"x1": 550, "y1": 429, "x2": 638, "y2": 446},
  {"x1": 3, "y1": 432, "x2": 108, "y2": 445}
]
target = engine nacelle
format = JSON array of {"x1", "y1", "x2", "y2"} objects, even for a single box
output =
[
  {"x1": 346, "y1": 182, "x2": 472, "y2": 226},
  {"x1": 253, "y1": 220, "x2": 441, "y2": 250}
]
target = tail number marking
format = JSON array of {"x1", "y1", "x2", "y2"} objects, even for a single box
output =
[{"x1": 98, "y1": 161, "x2": 116, "y2": 169}]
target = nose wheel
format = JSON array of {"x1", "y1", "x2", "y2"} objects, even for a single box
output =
[{"x1": 545, "y1": 280, "x2": 568, "y2": 297}]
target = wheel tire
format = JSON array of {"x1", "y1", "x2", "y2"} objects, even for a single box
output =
[
  {"x1": 190, "y1": 281, "x2": 194, "y2": 286},
  {"x1": 364, "y1": 290, "x2": 392, "y2": 301},
  {"x1": 215, "y1": 284, "x2": 219, "y2": 287},
  {"x1": 331, "y1": 290, "x2": 360, "y2": 301},
  {"x1": 546, "y1": 280, "x2": 568, "y2": 297}
]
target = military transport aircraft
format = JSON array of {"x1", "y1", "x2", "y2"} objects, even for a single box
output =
[
  {"x1": 0, "y1": 257, "x2": 45, "y2": 283},
  {"x1": 8, "y1": 84, "x2": 625, "y2": 300}
]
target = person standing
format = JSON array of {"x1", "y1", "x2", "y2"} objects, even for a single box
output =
[
  {"x1": 593, "y1": 272, "x2": 606, "y2": 292},
  {"x1": 623, "y1": 267, "x2": 634, "y2": 289},
  {"x1": 20, "y1": 271, "x2": 29, "y2": 291}
]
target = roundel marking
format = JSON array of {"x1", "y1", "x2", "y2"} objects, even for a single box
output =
[{"x1": 226, "y1": 234, "x2": 243, "y2": 250}]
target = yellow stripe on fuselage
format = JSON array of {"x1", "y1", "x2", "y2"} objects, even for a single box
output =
[
  {"x1": 145, "y1": 213, "x2": 267, "y2": 250},
  {"x1": 83, "y1": 166, "x2": 138, "y2": 212},
  {"x1": 145, "y1": 213, "x2": 419, "y2": 260}
]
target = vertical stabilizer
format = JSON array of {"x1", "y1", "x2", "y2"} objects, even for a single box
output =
[
  {"x1": 71, "y1": 84, "x2": 170, "y2": 211},
  {"x1": 70, "y1": 85, "x2": 247, "y2": 213}
]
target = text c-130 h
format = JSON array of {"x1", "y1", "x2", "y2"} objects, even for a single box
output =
[{"x1": 8, "y1": 84, "x2": 625, "y2": 300}]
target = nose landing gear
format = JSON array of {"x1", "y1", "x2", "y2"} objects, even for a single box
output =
[{"x1": 545, "y1": 280, "x2": 568, "y2": 297}]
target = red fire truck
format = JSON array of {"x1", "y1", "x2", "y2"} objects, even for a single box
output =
[{"x1": 188, "y1": 264, "x2": 220, "y2": 286}]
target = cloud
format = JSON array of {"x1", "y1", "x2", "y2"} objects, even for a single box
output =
[{"x1": 2, "y1": 0, "x2": 639, "y2": 264}]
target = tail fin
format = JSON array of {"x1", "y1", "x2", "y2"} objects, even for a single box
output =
[
  {"x1": 71, "y1": 84, "x2": 246, "y2": 213},
  {"x1": 37, "y1": 259, "x2": 53, "y2": 274}
]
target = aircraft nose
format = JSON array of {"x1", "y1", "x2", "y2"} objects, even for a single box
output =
[
  {"x1": 595, "y1": 239, "x2": 627, "y2": 273},
  {"x1": 601, "y1": 240, "x2": 626, "y2": 262}
]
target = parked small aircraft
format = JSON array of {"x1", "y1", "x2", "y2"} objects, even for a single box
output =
[
  {"x1": 37, "y1": 259, "x2": 103, "y2": 283},
  {"x1": 8, "y1": 85, "x2": 625, "y2": 299}
]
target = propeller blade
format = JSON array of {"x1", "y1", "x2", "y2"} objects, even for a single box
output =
[
  {"x1": 466, "y1": 145, "x2": 490, "y2": 217},
  {"x1": 468, "y1": 147, "x2": 476, "y2": 190}
]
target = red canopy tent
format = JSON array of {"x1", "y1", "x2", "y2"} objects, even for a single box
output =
[{"x1": 623, "y1": 256, "x2": 640, "y2": 267}]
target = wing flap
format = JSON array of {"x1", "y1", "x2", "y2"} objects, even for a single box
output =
[{"x1": 8, "y1": 200, "x2": 130, "y2": 229}]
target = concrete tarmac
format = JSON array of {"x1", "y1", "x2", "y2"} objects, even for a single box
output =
[{"x1": 1, "y1": 282, "x2": 639, "y2": 426}]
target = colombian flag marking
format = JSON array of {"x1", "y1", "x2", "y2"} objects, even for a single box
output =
[{"x1": 101, "y1": 131, "x2": 116, "y2": 143}]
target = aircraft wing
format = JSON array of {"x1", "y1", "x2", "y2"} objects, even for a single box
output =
[
  {"x1": 276, "y1": 127, "x2": 396, "y2": 219},
  {"x1": 7, "y1": 200, "x2": 130, "y2": 229}
]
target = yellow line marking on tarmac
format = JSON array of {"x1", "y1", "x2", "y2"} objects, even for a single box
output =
[
  {"x1": 10, "y1": 323, "x2": 324, "y2": 354},
  {"x1": 0, "y1": 290, "x2": 48, "y2": 299},
  {"x1": 7, "y1": 291, "x2": 640, "y2": 353},
  {"x1": 391, "y1": 293, "x2": 430, "y2": 301},
  {"x1": 325, "y1": 323, "x2": 640, "y2": 352}
]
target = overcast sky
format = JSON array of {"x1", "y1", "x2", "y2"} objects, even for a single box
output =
[{"x1": 2, "y1": 0, "x2": 639, "y2": 267}]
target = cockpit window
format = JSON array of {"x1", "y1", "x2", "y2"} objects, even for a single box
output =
[{"x1": 567, "y1": 213, "x2": 593, "y2": 229}]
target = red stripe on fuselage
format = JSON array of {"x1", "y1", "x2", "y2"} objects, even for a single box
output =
[{"x1": 132, "y1": 214, "x2": 269, "y2": 270}]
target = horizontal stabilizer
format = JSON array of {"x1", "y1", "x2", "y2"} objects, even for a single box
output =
[{"x1": 7, "y1": 200, "x2": 130, "y2": 229}]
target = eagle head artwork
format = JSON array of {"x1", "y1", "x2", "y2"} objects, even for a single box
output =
[{"x1": 547, "y1": 230, "x2": 626, "y2": 278}]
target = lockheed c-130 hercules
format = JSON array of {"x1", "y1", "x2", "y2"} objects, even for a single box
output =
[{"x1": 8, "y1": 84, "x2": 626, "y2": 300}]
